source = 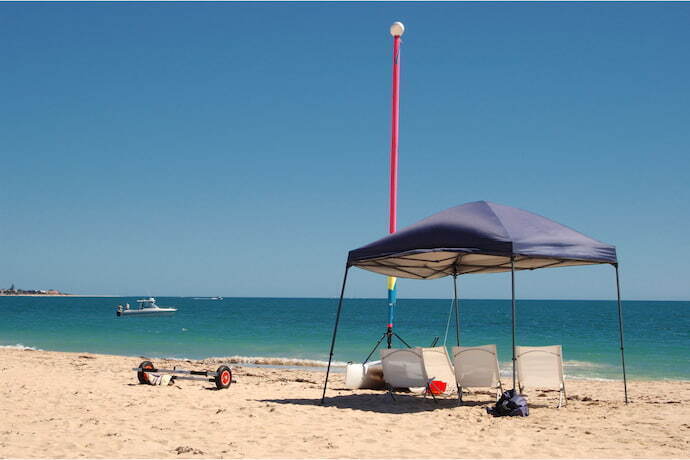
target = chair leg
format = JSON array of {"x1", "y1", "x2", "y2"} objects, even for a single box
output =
[
  {"x1": 495, "y1": 382, "x2": 504, "y2": 400},
  {"x1": 562, "y1": 385, "x2": 567, "y2": 407},
  {"x1": 553, "y1": 382, "x2": 567, "y2": 408},
  {"x1": 386, "y1": 384, "x2": 396, "y2": 402},
  {"x1": 426, "y1": 383, "x2": 438, "y2": 404},
  {"x1": 519, "y1": 385, "x2": 526, "y2": 405}
]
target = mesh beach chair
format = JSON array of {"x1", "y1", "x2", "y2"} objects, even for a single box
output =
[
  {"x1": 516, "y1": 345, "x2": 567, "y2": 407},
  {"x1": 380, "y1": 348, "x2": 437, "y2": 401},
  {"x1": 420, "y1": 346, "x2": 457, "y2": 396},
  {"x1": 452, "y1": 344, "x2": 503, "y2": 403}
]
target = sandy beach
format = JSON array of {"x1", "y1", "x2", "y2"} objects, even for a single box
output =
[{"x1": 0, "y1": 348, "x2": 688, "y2": 458}]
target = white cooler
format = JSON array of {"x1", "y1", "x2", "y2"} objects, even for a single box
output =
[{"x1": 345, "y1": 360, "x2": 386, "y2": 390}]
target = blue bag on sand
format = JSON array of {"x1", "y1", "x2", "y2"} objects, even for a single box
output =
[{"x1": 486, "y1": 389, "x2": 529, "y2": 417}]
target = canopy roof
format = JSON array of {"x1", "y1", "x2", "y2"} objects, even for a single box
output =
[{"x1": 348, "y1": 201, "x2": 617, "y2": 279}]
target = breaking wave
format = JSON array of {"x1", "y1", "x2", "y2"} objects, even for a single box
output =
[
  {"x1": 0, "y1": 344, "x2": 345, "y2": 368},
  {"x1": 0, "y1": 343, "x2": 41, "y2": 351},
  {"x1": 143, "y1": 355, "x2": 348, "y2": 368},
  {"x1": 198, "y1": 355, "x2": 348, "y2": 368}
]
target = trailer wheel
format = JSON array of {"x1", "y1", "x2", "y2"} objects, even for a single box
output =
[
  {"x1": 215, "y1": 365, "x2": 232, "y2": 389},
  {"x1": 137, "y1": 360, "x2": 154, "y2": 384}
]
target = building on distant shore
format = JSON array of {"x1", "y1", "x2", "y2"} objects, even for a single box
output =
[{"x1": 0, "y1": 285, "x2": 67, "y2": 296}]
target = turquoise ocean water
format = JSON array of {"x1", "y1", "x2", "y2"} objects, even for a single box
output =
[{"x1": 0, "y1": 297, "x2": 687, "y2": 380}]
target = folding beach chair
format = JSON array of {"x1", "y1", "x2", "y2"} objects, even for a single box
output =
[
  {"x1": 380, "y1": 348, "x2": 437, "y2": 402},
  {"x1": 516, "y1": 345, "x2": 567, "y2": 408},
  {"x1": 452, "y1": 344, "x2": 503, "y2": 403},
  {"x1": 420, "y1": 346, "x2": 457, "y2": 396}
]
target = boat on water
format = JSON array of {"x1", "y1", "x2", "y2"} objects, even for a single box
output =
[{"x1": 116, "y1": 297, "x2": 177, "y2": 317}]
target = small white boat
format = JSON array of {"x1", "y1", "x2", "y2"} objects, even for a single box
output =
[{"x1": 116, "y1": 298, "x2": 177, "y2": 317}]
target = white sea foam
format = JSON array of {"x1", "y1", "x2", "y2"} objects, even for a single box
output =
[
  {"x1": 147, "y1": 354, "x2": 348, "y2": 368},
  {"x1": 199, "y1": 355, "x2": 348, "y2": 368},
  {"x1": 563, "y1": 360, "x2": 608, "y2": 369},
  {"x1": 0, "y1": 345, "x2": 345, "y2": 369},
  {"x1": 0, "y1": 343, "x2": 41, "y2": 351}
]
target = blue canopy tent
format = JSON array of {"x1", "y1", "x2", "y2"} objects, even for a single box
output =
[{"x1": 321, "y1": 201, "x2": 628, "y2": 403}]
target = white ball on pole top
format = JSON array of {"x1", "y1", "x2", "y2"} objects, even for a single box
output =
[{"x1": 390, "y1": 22, "x2": 405, "y2": 37}]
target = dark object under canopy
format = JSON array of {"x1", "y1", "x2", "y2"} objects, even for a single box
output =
[
  {"x1": 321, "y1": 201, "x2": 628, "y2": 405},
  {"x1": 348, "y1": 200, "x2": 617, "y2": 278}
]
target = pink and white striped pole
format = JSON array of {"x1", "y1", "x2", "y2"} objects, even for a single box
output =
[{"x1": 386, "y1": 21, "x2": 404, "y2": 348}]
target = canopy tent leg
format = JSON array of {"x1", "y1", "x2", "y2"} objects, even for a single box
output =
[
  {"x1": 511, "y1": 257, "x2": 517, "y2": 390},
  {"x1": 453, "y1": 274, "x2": 460, "y2": 346},
  {"x1": 320, "y1": 265, "x2": 350, "y2": 405},
  {"x1": 614, "y1": 264, "x2": 629, "y2": 404},
  {"x1": 453, "y1": 273, "x2": 462, "y2": 401}
]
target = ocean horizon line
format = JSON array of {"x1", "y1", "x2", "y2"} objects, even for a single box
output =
[{"x1": 6, "y1": 294, "x2": 690, "y2": 302}]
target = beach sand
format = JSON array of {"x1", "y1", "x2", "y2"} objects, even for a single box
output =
[{"x1": 0, "y1": 348, "x2": 688, "y2": 458}]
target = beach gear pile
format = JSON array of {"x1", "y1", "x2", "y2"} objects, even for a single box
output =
[
  {"x1": 486, "y1": 389, "x2": 529, "y2": 417},
  {"x1": 146, "y1": 373, "x2": 174, "y2": 386}
]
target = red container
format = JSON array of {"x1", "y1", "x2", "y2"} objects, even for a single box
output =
[{"x1": 428, "y1": 380, "x2": 447, "y2": 395}]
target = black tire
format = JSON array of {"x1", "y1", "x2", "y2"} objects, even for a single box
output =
[
  {"x1": 214, "y1": 365, "x2": 232, "y2": 389},
  {"x1": 137, "y1": 360, "x2": 154, "y2": 384}
]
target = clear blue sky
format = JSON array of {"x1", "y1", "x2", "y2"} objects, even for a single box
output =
[{"x1": 1, "y1": 2, "x2": 689, "y2": 300}]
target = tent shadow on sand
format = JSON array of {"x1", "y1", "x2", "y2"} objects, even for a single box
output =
[
  {"x1": 257, "y1": 390, "x2": 506, "y2": 414},
  {"x1": 258, "y1": 394, "x2": 559, "y2": 413},
  {"x1": 258, "y1": 393, "x2": 471, "y2": 414}
]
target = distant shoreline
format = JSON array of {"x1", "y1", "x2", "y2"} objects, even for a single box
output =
[
  {"x1": 0, "y1": 294, "x2": 114, "y2": 297},
  {"x1": 0, "y1": 294, "x2": 73, "y2": 297}
]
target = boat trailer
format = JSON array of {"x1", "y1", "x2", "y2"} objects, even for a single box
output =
[{"x1": 134, "y1": 361, "x2": 235, "y2": 389}]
